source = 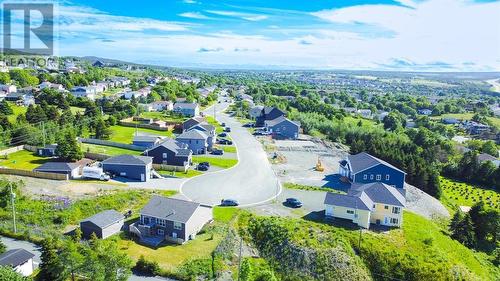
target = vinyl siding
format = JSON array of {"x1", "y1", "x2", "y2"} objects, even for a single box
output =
[
  {"x1": 325, "y1": 204, "x2": 371, "y2": 228},
  {"x1": 370, "y1": 203, "x2": 403, "y2": 227},
  {"x1": 353, "y1": 164, "x2": 405, "y2": 188},
  {"x1": 102, "y1": 163, "x2": 150, "y2": 181},
  {"x1": 185, "y1": 206, "x2": 213, "y2": 240}
]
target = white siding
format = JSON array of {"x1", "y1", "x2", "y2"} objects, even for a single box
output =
[
  {"x1": 185, "y1": 206, "x2": 213, "y2": 240},
  {"x1": 101, "y1": 219, "x2": 124, "y2": 239},
  {"x1": 14, "y1": 258, "x2": 34, "y2": 277}
]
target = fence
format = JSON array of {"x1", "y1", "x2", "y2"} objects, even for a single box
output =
[
  {"x1": 84, "y1": 152, "x2": 110, "y2": 161},
  {"x1": 152, "y1": 163, "x2": 188, "y2": 172},
  {"x1": 23, "y1": 145, "x2": 38, "y2": 153},
  {"x1": 78, "y1": 138, "x2": 145, "y2": 151},
  {"x1": 119, "y1": 117, "x2": 180, "y2": 131},
  {"x1": 0, "y1": 168, "x2": 68, "y2": 180},
  {"x1": 0, "y1": 145, "x2": 25, "y2": 156}
]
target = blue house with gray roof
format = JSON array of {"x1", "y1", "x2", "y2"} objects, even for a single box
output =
[
  {"x1": 143, "y1": 139, "x2": 192, "y2": 169},
  {"x1": 339, "y1": 152, "x2": 406, "y2": 189},
  {"x1": 176, "y1": 129, "x2": 209, "y2": 154},
  {"x1": 80, "y1": 210, "x2": 124, "y2": 239},
  {"x1": 102, "y1": 154, "x2": 153, "y2": 182},
  {"x1": 264, "y1": 116, "x2": 300, "y2": 139}
]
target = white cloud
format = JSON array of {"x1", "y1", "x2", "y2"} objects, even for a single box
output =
[
  {"x1": 179, "y1": 12, "x2": 210, "y2": 20},
  {"x1": 206, "y1": 10, "x2": 268, "y2": 21},
  {"x1": 183, "y1": 0, "x2": 198, "y2": 4}
]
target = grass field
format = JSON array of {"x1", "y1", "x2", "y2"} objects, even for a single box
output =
[
  {"x1": 192, "y1": 156, "x2": 238, "y2": 169},
  {"x1": 7, "y1": 103, "x2": 27, "y2": 123},
  {"x1": 284, "y1": 182, "x2": 346, "y2": 193},
  {"x1": 431, "y1": 113, "x2": 500, "y2": 129},
  {"x1": 80, "y1": 143, "x2": 141, "y2": 156},
  {"x1": 440, "y1": 177, "x2": 499, "y2": 210},
  {"x1": 109, "y1": 125, "x2": 174, "y2": 143},
  {"x1": 70, "y1": 106, "x2": 85, "y2": 114},
  {"x1": 206, "y1": 116, "x2": 224, "y2": 133},
  {"x1": 0, "y1": 150, "x2": 49, "y2": 170},
  {"x1": 139, "y1": 112, "x2": 185, "y2": 122},
  {"x1": 218, "y1": 145, "x2": 237, "y2": 153},
  {"x1": 158, "y1": 169, "x2": 203, "y2": 178}
]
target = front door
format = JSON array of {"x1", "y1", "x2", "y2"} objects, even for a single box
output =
[
  {"x1": 172, "y1": 232, "x2": 177, "y2": 239},
  {"x1": 141, "y1": 173, "x2": 145, "y2": 181}
]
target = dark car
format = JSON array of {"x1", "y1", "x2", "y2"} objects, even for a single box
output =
[
  {"x1": 243, "y1": 123, "x2": 255, "y2": 128},
  {"x1": 285, "y1": 198, "x2": 303, "y2": 208},
  {"x1": 212, "y1": 149, "x2": 224, "y2": 155},
  {"x1": 218, "y1": 132, "x2": 227, "y2": 137},
  {"x1": 199, "y1": 161, "x2": 210, "y2": 167},
  {"x1": 221, "y1": 122, "x2": 226, "y2": 127},
  {"x1": 224, "y1": 127, "x2": 231, "y2": 132},
  {"x1": 197, "y1": 164, "x2": 209, "y2": 171},
  {"x1": 218, "y1": 139, "x2": 233, "y2": 145},
  {"x1": 220, "y1": 199, "x2": 239, "y2": 206}
]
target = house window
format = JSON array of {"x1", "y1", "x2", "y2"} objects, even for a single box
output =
[
  {"x1": 346, "y1": 210, "x2": 355, "y2": 214},
  {"x1": 370, "y1": 175, "x2": 374, "y2": 180},
  {"x1": 390, "y1": 218, "x2": 399, "y2": 224},
  {"x1": 157, "y1": 229, "x2": 164, "y2": 236},
  {"x1": 173, "y1": 222, "x2": 182, "y2": 230},
  {"x1": 162, "y1": 153, "x2": 167, "y2": 159},
  {"x1": 386, "y1": 174, "x2": 390, "y2": 180},
  {"x1": 376, "y1": 174, "x2": 381, "y2": 180},
  {"x1": 392, "y1": 207, "x2": 400, "y2": 214},
  {"x1": 384, "y1": 205, "x2": 389, "y2": 210},
  {"x1": 158, "y1": 219, "x2": 166, "y2": 227},
  {"x1": 373, "y1": 204, "x2": 376, "y2": 208},
  {"x1": 363, "y1": 174, "x2": 367, "y2": 180}
]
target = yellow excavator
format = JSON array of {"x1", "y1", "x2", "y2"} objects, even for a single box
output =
[{"x1": 315, "y1": 157, "x2": 324, "y2": 172}]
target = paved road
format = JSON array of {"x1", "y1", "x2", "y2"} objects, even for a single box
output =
[{"x1": 179, "y1": 99, "x2": 281, "y2": 206}]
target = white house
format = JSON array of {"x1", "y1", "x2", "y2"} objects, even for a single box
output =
[
  {"x1": 324, "y1": 182, "x2": 405, "y2": 229},
  {"x1": 249, "y1": 105, "x2": 264, "y2": 118},
  {"x1": 149, "y1": 101, "x2": 173, "y2": 111},
  {"x1": 71, "y1": 86, "x2": 97, "y2": 100},
  {"x1": 39, "y1": 82, "x2": 64, "y2": 91},
  {"x1": 0, "y1": 248, "x2": 35, "y2": 276},
  {"x1": 0, "y1": 84, "x2": 17, "y2": 94}
]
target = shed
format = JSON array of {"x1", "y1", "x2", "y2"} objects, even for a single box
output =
[
  {"x1": 33, "y1": 162, "x2": 81, "y2": 179},
  {"x1": 37, "y1": 144, "x2": 58, "y2": 157},
  {"x1": 102, "y1": 154, "x2": 153, "y2": 181},
  {"x1": 80, "y1": 210, "x2": 125, "y2": 239},
  {"x1": 0, "y1": 248, "x2": 35, "y2": 276}
]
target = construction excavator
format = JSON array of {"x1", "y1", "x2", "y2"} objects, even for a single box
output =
[{"x1": 315, "y1": 157, "x2": 324, "y2": 172}]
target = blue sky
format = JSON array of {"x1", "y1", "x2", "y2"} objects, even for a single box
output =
[{"x1": 1, "y1": 0, "x2": 500, "y2": 71}]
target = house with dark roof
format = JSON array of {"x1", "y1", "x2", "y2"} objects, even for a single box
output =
[
  {"x1": 102, "y1": 155, "x2": 153, "y2": 181},
  {"x1": 324, "y1": 182, "x2": 406, "y2": 228},
  {"x1": 37, "y1": 144, "x2": 58, "y2": 157},
  {"x1": 0, "y1": 248, "x2": 35, "y2": 276},
  {"x1": 129, "y1": 196, "x2": 213, "y2": 246},
  {"x1": 477, "y1": 153, "x2": 500, "y2": 167},
  {"x1": 255, "y1": 106, "x2": 285, "y2": 127},
  {"x1": 80, "y1": 210, "x2": 125, "y2": 239},
  {"x1": 132, "y1": 135, "x2": 162, "y2": 148},
  {"x1": 173, "y1": 102, "x2": 200, "y2": 117},
  {"x1": 33, "y1": 161, "x2": 81, "y2": 179},
  {"x1": 338, "y1": 152, "x2": 406, "y2": 188},
  {"x1": 187, "y1": 124, "x2": 216, "y2": 150},
  {"x1": 143, "y1": 139, "x2": 192, "y2": 169},
  {"x1": 176, "y1": 129, "x2": 209, "y2": 154},
  {"x1": 264, "y1": 116, "x2": 300, "y2": 139},
  {"x1": 182, "y1": 116, "x2": 206, "y2": 131}
]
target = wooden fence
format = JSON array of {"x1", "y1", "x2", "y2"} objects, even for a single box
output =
[
  {"x1": 0, "y1": 145, "x2": 25, "y2": 156},
  {"x1": 152, "y1": 163, "x2": 188, "y2": 172},
  {"x1": 84, "y1": 152, "x2": 110, "y2": 161},
  {"x1": 0, "y1": 168, "x2": 68, "y2": 180},
  {"x1": 78, "y1": 138, "x2": 145, "y2": 151}
]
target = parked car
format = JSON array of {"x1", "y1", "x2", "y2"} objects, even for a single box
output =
[
  {"x1": 220, "y1": 199, "x2": 239, "y2": 206},
  {"x1": 285, "y1": 198, "x2": 303, "y2": 208},
  {"x1": 199, "y1": 162, "x2": 210, "y2": 167},
  {"x1": 212, "y1": 149, "x2": 224, "y2": 155},
  {"x1": 218, "y1": 132, "x2": 227, "y2": 137},
  {"x1": 253, "y1": 130, "x2": 270, "y2": 136},
  {"x1": 197, "y1": 164, "x2": 209, "y2": 171},
  {"x1": 243, "y1": 123, "x2": 254, "y2": 128},
  {"x1": 221, "y1": 122, "x2": 226, "y2": 127},
  {"x1": 224, "y1": 127, "x2": 231, "y2": 132},
  {"x1": 218, "y1": 139, "x2": 233, "y2": 145}
]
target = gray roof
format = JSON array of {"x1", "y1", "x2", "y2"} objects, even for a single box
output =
[
  {"x1": 324, "y1": 192, "x2": 373, "y2": 211},
  {"x1": 349, "y1": 182, "x2": 406, "y2": 207},
  {"x1": 0, "y1": 249, "x2": 34, "y2": 267},
  {"x1": 81, "y1": 210, "x2": 124, "y2": 228},
  {"x1": 174, "y1": 102, "x2": 198, "y2": 110},
  {"x1": 140, "y1": 196, "x2": 202, "y2": 223},
  {"x1": 133, "y1": 135, "x2": 160, "y2": 143},
  {"x1": 102, "y1": 154, "x2": 153, "y2": 166},
  {"x1": 264, "y1": 116, "x2": 300, "y2": 127},
  {"x1": 477, "y1": 153, "x2": 498, "y2": 162},
  {"x1": 176, "y1": 148, "x2": 192, "y2": 156},
  {"x1": 145, "y1": 139, "x2": 192, "y2": 156},
  {"x1": 34, "y1": 161, "x2": 80, "y2": 172},
  {"x1": 177, "y1": 129, "x2": 208, "y2": 140},
  {"x1": 347, "y1": 152, "x2": 406, "y2": 175}
]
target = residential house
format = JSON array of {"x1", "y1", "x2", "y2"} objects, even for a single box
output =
[
  {"x1": 182, "y1": 116, "x2": 206, "y2": 131},
  {"x1": 71, "y1": 86, "x2": 97, "y2": 100},
  {"x1": 463, "y1": 121, "x2": 491, "y2": 135},
  {"x1": 173, "y1": 103, "x2": 200, "y2": 117},
  {"x1": 149, "y1": 101, "x2": 173, "y2": 112},
  {"x1": 80, "y1": 210, "x2": 125, "y2": 239},
  {"x1": 39, "y1": 82, "x2": 64, "y2": 91},
  {"x1": 0, "y1": 84, "x2": 17, "y2": 94},
  {"x1": 264, "y1": 116, "x2": 300, "y2": 140},
  {"x1": 102, "y1": 155, "x2": 153, "y2": 182},
  {"x1": 132, "y1": 135, "x2": 162, "y2": 148},
  {"x1": 92, "y1": 60, "x2": 105, "y2": 67},
  {"x1": 338, "y1": 152, "x2": 406, "y2": 189},
  {"x1": 255, "y1": 106, "x2": 285, "y2": 127},
  {"x1": 143, "y1": 138, "x2": 192, "y2": 169},
  {"x1": 108, "y1": 77, "x2": 131, "y2": 87},
  {"x1": 356, "y1": 109, "x2": 372, "y2": 119},
  {"x1": 129, "y1": 196, "x2": 213, "y2": 245},
  {"x1": 0, "y1": 249, "x2": 35, "y2": 277},
  {"x1": 33, "y1": 162, "x2": 81, "y2": 179},
  {"x1": 249, "y1": 105, "x2": 264, "y2": 119},
  {"x1": 176, "y1": 129, "x2": 209, "y2": 154},
  {"x1": 5, "y1": 92, "x2": 32, "y2": 105},
  {"x1": 37, "y1": 144, "x2": 58, "y2": 157},
  {"x1": 418, "y1": 109, "x2": 433, "y2": 115},
  {"x1": 442, "y1": 118, "x2": 459, "y2": 125},
  {"x1": 477, "y1": 153, "x2": 500, "y2": 168},
  {"x1": 187, "y1": 123, "x2": 216, "y2": 150},
  {"x1": 324, "y1": 182, "x2": 406, "y2": 229}
]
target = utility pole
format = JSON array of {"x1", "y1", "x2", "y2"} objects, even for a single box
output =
[
  {"x1": 237, "y1": 236, "x2": 243, "y2": 281},
  {"x1": 9, "y1": 182, "x2": 16, "y2": 234},
  {"x1": 41, "y1": 122, "x2": 46, "y2": 147}
]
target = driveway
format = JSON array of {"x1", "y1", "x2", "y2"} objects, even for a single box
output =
[{"x1": 179, "y1": 99, "x2": 281, "y2": 206}]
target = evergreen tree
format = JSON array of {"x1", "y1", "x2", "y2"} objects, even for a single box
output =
[
  {"x1": 39, "y1": 238, "x2": 67, "y2": 281},
  {"x1": 0, "y1": 239, "x2": 5, "y2": 254},
  {"x1": 55, "y1": 129, "x2": 83, "y2": 161},
  {"x1": 240, "y1": 258, "x2": 253, "y2": 281},
  {"x1": 450, "y1": 212, "x2": 476, "y2": 248},
  {"x1": 0, "y1": 266, "x2": 30, "y2": 281},
  {"x1": 94, "y1": 117, "x2": 112, "y2": 140},
  {"x1": 0, "y1": 100, "x2": 13, "y2": 115}
]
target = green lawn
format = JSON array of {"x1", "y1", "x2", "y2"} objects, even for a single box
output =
[
  {"x1": 440, "y1": 177, "x2": 499, "y2": 210},
  {"x1": 218, "y1": 145, "x2": 237, "y2": 153},
  {"x1": 109, "y1": 125, "x2": 174, "y2": 143},
  {"x1": 80, "y1": 143, "x2": 141, "y2": 156},
  {"x1": 192, "y1": 156, "x2": 238, "y2": 169},
  {"x1": 284, "y1": 182, "x2": 346, "y2": 193},
  {"x1": 139, "y1": 112, "x2": 185, "y2": 122},
  {"x1": 70, "y1": 106, "x2": 85, "y2": 114},
  {"x1": 206, "y1": 116, "x2": 224, "y2": 133},
  {"x1": 7, "y1": 102, "x2": 27, "y2": 123},
  {"x1": 158, "y1": 169, "x2": 203, "y2": 178},
  {"x1": 432, "y1": 113, "x2": 500, "y2": 129},
  {"x1": 213, "y1": 206, "x2": 239, "y2": 223},
  {"x1": 0, "y1": 150, "x2": 49, "y2": 170}
]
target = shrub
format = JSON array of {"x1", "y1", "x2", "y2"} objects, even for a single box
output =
[{"x1": 134, "y1": 255, "x2": 161, "y2": 276}]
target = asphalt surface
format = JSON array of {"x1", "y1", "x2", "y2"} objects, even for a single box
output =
[{"x1": 179, "y1": 100, "x2": 281, "y2": 206}]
